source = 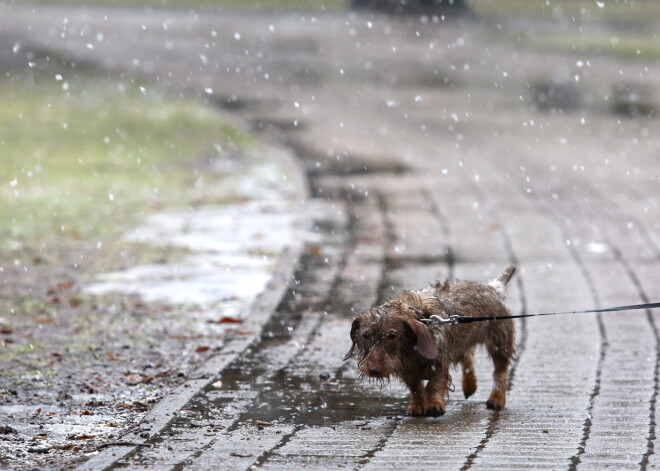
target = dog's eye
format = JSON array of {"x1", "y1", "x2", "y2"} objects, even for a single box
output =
[
  {"x1": 362, "y1": 332, "x2": 370, "y2": 340},
  {"x1": 387, "y1": 333, "x2": 397, "y2": 340}
]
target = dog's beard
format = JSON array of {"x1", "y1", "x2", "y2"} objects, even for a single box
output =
[{"x1": 356, "y1": 351, "x2": 404, "y2": 388}]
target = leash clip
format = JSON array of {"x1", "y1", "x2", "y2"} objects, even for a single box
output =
[{"x1": 423, "y1": 315, "x2": 461, "y2": 326}]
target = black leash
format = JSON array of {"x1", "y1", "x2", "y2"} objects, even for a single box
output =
[{"x1": 421, "y1": 302, "x2": 660, "y2": 326}]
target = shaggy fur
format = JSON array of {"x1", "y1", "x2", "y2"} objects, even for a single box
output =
[{"x1": 345, "y1": 267, "x2": 516, "y2": 416}]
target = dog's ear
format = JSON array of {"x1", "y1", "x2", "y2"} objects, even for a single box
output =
[
  {"x1": 405, "y1": 319, "x2": 439, "y2": 360},
  {"x1": 343, "y1": 318, "x2": 360, "y2": 360}
]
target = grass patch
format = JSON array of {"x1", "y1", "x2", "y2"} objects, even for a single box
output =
[
  {"x1": 525, "y1": 31, "x2": 660, "y2": 60},
  {"x1": 28, "y1": 0, "x2": 347, "y2": 10},
  {"x1": 470, "y1": 0, "x2": 660, "y2": 23},
  {"x1": 0, "y1": 74, "x2": 251, "y2": 255}
]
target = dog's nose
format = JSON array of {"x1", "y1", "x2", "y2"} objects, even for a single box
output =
[{"x1": 368, "y1": 365, "x2": 383, "y2": 377}]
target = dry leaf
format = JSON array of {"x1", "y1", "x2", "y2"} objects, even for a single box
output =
[
  {"x1": 47, "y1": 281, "x2": 75, "y2": 295},
  {"x1": 195, "y1": 346, "x2": 210, "y2": 353},
  {"x1": 217, "y1": 316, "x2": 243, "y2": 324},
  {"x1": 308, "y1": 245, "x2": 322, "y2": 257},
  {"x1": 0, "y1": 328, "x2": 13, "y2": 334},
  {"x1": 35, "y1": 318, "x2": 55, "y2": 325},
  {"x1": 254, "y1": 420, "x2": 272, "y2": 427}
]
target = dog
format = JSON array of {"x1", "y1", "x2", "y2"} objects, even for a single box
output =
[{"x1": 344, "y1": 266, "x2": 516, "y2": 416}]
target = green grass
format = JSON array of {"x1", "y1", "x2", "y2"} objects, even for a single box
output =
[
  {"x1": 526, "y1": 32, "x2": 660, "y2": 60},
  {"x1": 0, "y1": 75, "x2": 249, "y2": 250},
  {"x1": 470, "y1": 0, "x2": 660, "y2": 22},
  {"x1": 28, "y1": 0, "x2": 347, "y2": 9}
]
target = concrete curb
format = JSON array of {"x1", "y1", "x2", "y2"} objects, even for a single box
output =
[{"x1": 77, "y1": 143, "x2": 310, "y2": 471}]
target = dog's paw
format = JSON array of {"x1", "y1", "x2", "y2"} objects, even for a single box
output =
[
  {"x1": 486, "y1": 391, "x2": 506, "y2": 410},
  {"x1": 407, "y1": 404, "x2": 425, "y2": 416},
  {"x1": 423, "y1": 397, "x2": 446, "y2": 417},
  {"x1": 486, "y1": 399, "x2": 505, "y2": 411},
  {"x1": 424, "y1": 405, "x2": 446, "y2": 417}
]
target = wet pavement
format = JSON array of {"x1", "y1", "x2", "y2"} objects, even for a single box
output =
[{"x1": 2, "y1": 2, "x2": 660, "y2": 469}]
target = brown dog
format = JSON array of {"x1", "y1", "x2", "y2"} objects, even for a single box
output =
[{"x1": 344, "y1": 267, "x2": 516, "y2": 416}]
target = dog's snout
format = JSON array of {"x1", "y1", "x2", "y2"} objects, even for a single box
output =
[{"x1": 368, "y1": 364, "x2": 383, "y2": 377}]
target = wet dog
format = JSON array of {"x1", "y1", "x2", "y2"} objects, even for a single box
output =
[{"x1": 344, "y1": 267, "x2": 516, "y2": 416}]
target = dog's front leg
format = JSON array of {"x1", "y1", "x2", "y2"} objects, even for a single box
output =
[
  {"x1": 423, "y1": 362, "x2": 449, "y2": 416},
  {"x1": 405, "y1": 378, "x2": 426, "y2": 416}
]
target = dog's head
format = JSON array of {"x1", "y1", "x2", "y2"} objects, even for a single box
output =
[{"x1": 344, "y1": 306, "x2": 439, "y2": 380}]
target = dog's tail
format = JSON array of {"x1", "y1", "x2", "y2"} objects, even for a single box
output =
[{"x1": 489, "y1": 266, "x2": 516, "y2": 299}]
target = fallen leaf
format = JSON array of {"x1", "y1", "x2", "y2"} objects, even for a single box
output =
[
  {"x1": 217, "y1": 316, "x2": 243, "y2": 324},
  {"x1": 195, "y1": 346, "x2": 210, "y2": 353},
  {"x1": 106, "y1": 423, "x2": 119, "y2": 428},
  {"x1": 47, "y1": 281, "x2": 75, "y2": 295},
  {"x1": 45, "y1": 412, "x2": 57, "y2": 417},
  {"x1": 132, "y1": 401, "x2": 149, "y2": 411},
  {"x1": 0, "y1": 328, "x2": 13, "y2": 335},
  {"x1": 51, "y1": 352, "x2": 63, "y2": 359},
  {"x1": 254, "y1": 420, "x2": 272, "y2": 427},
  {"x1": 116, "y1": 403, "x2": 132, "y2": 408},
  {"x1": 32, "y1": 436, "x2": 48, "y2": 440},
  {"x1": 79, "y1": 410, "x2": 91, "y2": 416},
  {"x1": 35, "y1": 318, "x2": 55, "y2": 324}
]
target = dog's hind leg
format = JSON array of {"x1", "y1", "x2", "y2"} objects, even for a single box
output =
[{"x1": 461, "y1": 347, "x2": 478, "y2": 399}]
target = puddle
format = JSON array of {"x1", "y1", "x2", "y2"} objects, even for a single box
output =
[{"x1": 86, "y1": 202, "x2": 297, "y2": 306}]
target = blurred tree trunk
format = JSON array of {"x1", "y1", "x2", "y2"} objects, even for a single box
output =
[{"x1": 350, "y1": 0, "x2": 467, "y2": 14}]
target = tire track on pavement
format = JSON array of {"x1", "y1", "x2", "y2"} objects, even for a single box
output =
[
  {"x1": 461, "y1": 151, "x2": 600, "y2": 470},
  {"x1": 507, "y1": 154, "x2": 658, "y2": 470},
  {"x1": 450, "y1": 178, "x2": 527, "y2": 471}
]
